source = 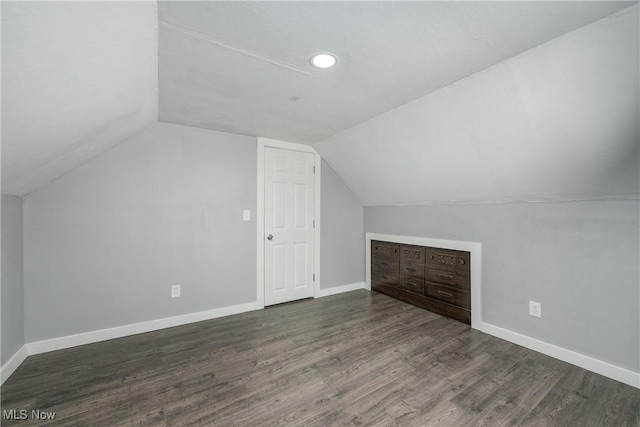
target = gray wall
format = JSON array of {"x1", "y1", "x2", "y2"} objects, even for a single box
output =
[
  {"x1": 2, "y1": 195, "x2": 25, "y2": 365},
  {"x1": 365, "y1": 199, "x2": 639, "y2": 372},
  {"x1": 24, "y1": 123, "x2": 257, "y2": 342},
  {"x1": 320, "y1": 160, "x2": 364, "y2": 288}
]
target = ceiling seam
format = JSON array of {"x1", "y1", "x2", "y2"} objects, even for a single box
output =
[
  {"x1": 362, "y1": 193, "x2": 640, "y2": 208},
  {"x1": 160, "y1": 21, "x2": 313, "y2": 76}
]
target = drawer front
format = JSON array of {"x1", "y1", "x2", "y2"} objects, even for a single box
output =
[
  {"x1": 426, "y1": 267, "x2": 469, "y2": 289},
  {"x1": 425, "y1": 283, "x2": 470, "y2": 310},
  {"x1": 400, "y1": 245, "x2": 426, "y2": 264},
  {"x1": 371, "y1": 271, "x2": 399, "y2": 286},
  {"x1": 399, "y1": 277, "x2": 424, "y2": 295},
  {"x1": 372, "y1": 256, "x2": 399, "y2": 274},
  {"x1": 372, "y1": 241, "x2": 399, "y2": 260},
  {"x1": 400, "y1": 261, "x2": 425, "y2": 279},
  {"x1": 426, "y1": 248, "x2": 470, "y2": 272}
]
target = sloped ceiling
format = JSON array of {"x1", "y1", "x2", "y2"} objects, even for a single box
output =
[
  {"x1": 315, "y1": 6, "x2": 640, "y2": 205},
  {"x1": 2, "y1": 1, "x2": 636, "y2": 197},
  {"x1": 158, "y1": 1, "x2": 632, "y2": 143},
  {"x1": 1, "y1": 1, "x2": 158, "y2": 196}
]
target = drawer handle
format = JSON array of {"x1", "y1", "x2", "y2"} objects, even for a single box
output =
[
  {"x1": 381, "y1": 275, "x2": 388, "y2": 280},
  {"x1": 438, "y1": 273, "x2": 454, "y2": 280},
  {"x1": 438, "y1": 290, "x2": 453, "y2": 298},
  {"x1": 406, "y1": 267, "x2": 417, "y2": 272},
  {"x1": 380, "y1": 262, "x2": 389, "y2": 267}
]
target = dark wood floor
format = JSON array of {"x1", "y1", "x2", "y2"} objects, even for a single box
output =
[{"x1": 2, "y1": 290, "x2": 639, "y2": 426}]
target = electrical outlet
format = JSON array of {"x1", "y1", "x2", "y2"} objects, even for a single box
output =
[
  {"x1": 171, "y1": 285, "x2": 181, "y2": 298},
  {"x1": 529, "y1": 301, "x2": 541, "y2": 318},
  {"x1": 243, "y1": 210, "x2": 251, "y2": 221}
]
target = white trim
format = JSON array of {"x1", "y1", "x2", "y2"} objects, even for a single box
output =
[
  {"x1": 256, "y1": 137, "x2": 321, "y2": 306},
  {"x1": 316, "y1": 282, "x2": 365, "y2": 298},
  {"x1": 314, "y1": 153, "x2": 322, "y2": 298},
  {"x1": 365, "y1": 233, "x2": 639, "y2": 389},
  {"x1": 5, "y1": 294, "x2": 637, "y2": 390},
  {"x1": 366, "y1": 232, "x2": 482, "y2": 329},
  {"x1": 1, "y1": 345, "x2": 28, "y2": 386},
  {"x1": 478, "y1": 321, "x2": 640, "y2": 389},
  {"x1": 256, "y1": 139, "x2": 266, "y2": 308},
  {"x1": 27, "y1": 301, "x2": 262, "y2": 355},
  {"x1": 258, "y1": 138, "x2": 317, "y2": 154}
]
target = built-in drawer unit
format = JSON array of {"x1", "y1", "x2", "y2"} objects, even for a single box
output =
[
  {"x1": 372, "y1": 241, "x2": 399, "y2": 260},
  {"x1": 425, "y1": 283, "x2": 470, "y2": 310},
  {"x1": 371, "y1": 271, "x2": 399, "y2": 286},
  {"x1": 372, "y1": 256, "x2": 400, "y2": 274},
  {"x1": 371, "y1": 240, "x2": 471, "y2": 325},
  {"x1": 425, "y1": 268, "x2": 468, "y2": 290},
  {"x1": 399, "y1": 277, "x2": 425, "y2": 295},
  {"x1": 371, "y1": 241, "x2": 400, "y2": 289},
  {"x1": 426, "y1": 248, "x2": 469, "y2": 271}
]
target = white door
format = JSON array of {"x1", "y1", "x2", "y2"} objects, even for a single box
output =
[{"x1": 264, "y1": 147, "x2": 315, "y2": 306}]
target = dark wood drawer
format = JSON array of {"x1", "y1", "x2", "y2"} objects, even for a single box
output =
[
  {"x1": 372, "y1": 256, "x2": 399, "y2": 274},
  {"x1": 400, "y1": 245, "x2": 426, "y2": 264},
  {"x1": 399, "y1": 277, "x2": 424, "y2": 295},
  {"x1": 425, "y1": 283, "x2": 470, "y2": 310},
  {"x1": 426, "y1": 248, "x2": 470, "y2": 272},
  {"x1": 370, "y1": 240, "x2": 472, "y2": 326},
  {"x1": 372, "y1": 283, "x2": 470, "y2": 325},
  {"x1": 426, "y1": 267, "x2": 469, "y2": 290},
  {"x1": 371, "y1": 271, "x2": 399, "y2": 286},
  {"x1": 372, "y1": 241, "x2": 399, "y2": 260},
  {"x1": 400, "y1": 260, "x2": 424, "y2": 279}
]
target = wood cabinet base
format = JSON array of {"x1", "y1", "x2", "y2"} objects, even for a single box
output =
[
  {"x1": 372, "y1": 282, "x2": 471, "y2": 324},
  {"x1": 372, "y1": 240, "x2": 471, "y2": 325}
]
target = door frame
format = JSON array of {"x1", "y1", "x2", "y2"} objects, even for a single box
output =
[{"x1": 256, "y1": 137, "x2": 321, "y2": 308}]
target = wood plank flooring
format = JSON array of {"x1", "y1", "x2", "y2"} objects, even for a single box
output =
[{"x1": 2, "y1": 290, "x2": 639, "y2": 426}]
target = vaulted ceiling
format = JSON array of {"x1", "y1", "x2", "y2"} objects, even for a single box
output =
[
  {"x1": 158, "y1": 1, "x2": 632, "y2": 143},
  {"x1": 2, "y1": 1, "x2": 158, "y2": 196},
  {"x1": 2, "y1": 1, "x2": 637, "y2": 196}
]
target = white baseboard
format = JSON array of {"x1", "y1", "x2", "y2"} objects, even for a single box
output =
[
  {"x1": 316, "y1": 281, "x2": 365, "y2": 298},
  {"x1": 27, "y1": 301, "x2": 263, "y2": 356},
  {"x1": 5, "y1": 295, "x2": 638, "y2": 390},
  {"x1": 478, "y1": 321, "x2": 640, "y2": 389},
  {"x1": 1, "y1": 345, "x2": 28, "y2": 386}
]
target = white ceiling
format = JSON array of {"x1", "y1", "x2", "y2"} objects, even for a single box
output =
[
  {"x1": 2, "y1": 1, "x2": 636, "y2": 196},
  {"x1": 158, "y1": 1, "x2": 633, "y2": 143},
  {"x1": 315, "y1": 5, "x2": 639, "y2": 205},
  {"x1": 2, "y1": 1, "x2": 158, "y2": 196}
]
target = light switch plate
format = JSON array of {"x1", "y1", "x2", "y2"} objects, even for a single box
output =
[{"x1": 243, "y1": 210, "x2": 250, "y2": 221}]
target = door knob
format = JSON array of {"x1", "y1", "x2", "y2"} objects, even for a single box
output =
[{"x1": 267, "y1": 234, "x2": 274, "y2": 240}]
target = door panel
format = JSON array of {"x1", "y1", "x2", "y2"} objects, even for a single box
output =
[{"x1": 264, "y1": 147, "x2": 315, "y2": 305}]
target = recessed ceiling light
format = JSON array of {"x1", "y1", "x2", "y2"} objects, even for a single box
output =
[{"x1": 310, "y1": 53, "x2": 337, "y2": 69}]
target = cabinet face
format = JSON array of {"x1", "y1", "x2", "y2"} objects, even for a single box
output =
[
  {"x1": 372, "y1": 256, "x2": 400, "y2": 274},
  {"x1": 400, "y1": 261, "x2": 425, "y2": 279},
  {"x1": 371, "y1": 271, "x2": 399, "y2": 286},
  {"x1": 426, "y1": 248, "x2": 470, "y2": 272},
  {"x1": 371, "y1": 240, "x2": 471, "y2": 325},
  {"x1": 399, "y1": 277, "x2": 425, "y2": 295},
  {"x1": 425, "y1": 268, "x2": 469, "y2": 290},
  {"x1": 372, "y1": 241, "x2": 399, "y2": 260},
  {"x1": 425, "y1": 284, "x2": 470, "y2": 310},
  {"x1": 400, "y1": 245, "x2": 426, "y2": 264}
]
